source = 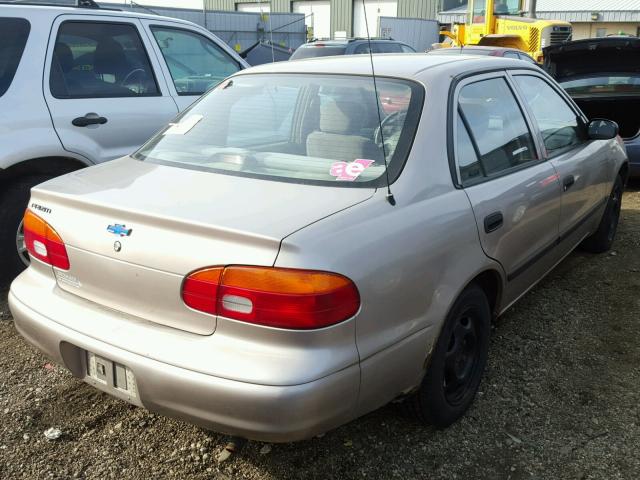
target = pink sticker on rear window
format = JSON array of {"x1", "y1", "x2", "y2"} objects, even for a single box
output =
[{"x1": 330, "y1": 159, "x2": 375, "y2": 181}]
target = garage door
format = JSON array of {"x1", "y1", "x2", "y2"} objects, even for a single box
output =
[
  {"x1": 237, "y1": 2, "x2": 271, "y2": 13},
  {"x1": 292, "y1": 1, "x2": 331, "y2": 40},
  {"x1": 353, "y1": 0, "x2": 397, "y2": 38}
]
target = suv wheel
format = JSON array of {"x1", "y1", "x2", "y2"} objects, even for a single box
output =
[
  {"x1": 0, "y1": 175, "x2": 52, "y2": 285},
  {"x1": 407, "y1": 284, "x2": 490, "y2": 427}
]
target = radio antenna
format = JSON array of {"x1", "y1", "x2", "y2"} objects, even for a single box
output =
[{"x1": 362, "y1": 0, "x2": 395, "y2": 206}]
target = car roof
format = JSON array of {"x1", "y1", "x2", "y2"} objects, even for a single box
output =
[
  {"x1": 240, "y1": 53, "x2": 538, "y2": 80},
  {"x1": 0, "y1": 3, "x2": 197, "y2": 27}
]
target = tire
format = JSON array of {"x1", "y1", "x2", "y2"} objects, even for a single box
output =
[
  {"x1": 0, "y1": 175, "x2": 52, "y2": 286},
  {"x1": 580, "y1": 175, "x2": 624, "y2": 254},
  {"x1": 407, "y1": 284, "x2": 491, "y2": 428}
]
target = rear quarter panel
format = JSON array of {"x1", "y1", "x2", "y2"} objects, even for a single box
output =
[{"x1": 275, "y1": 72, "x2": 504, "y2": 415}]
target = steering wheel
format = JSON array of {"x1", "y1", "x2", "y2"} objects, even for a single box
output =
[
  {"x1": 120, "y1": 68, "x2": 147, "y2": 91},
  {"x1": 374, "y1": 111, "x2": 406, "y2": 147}
]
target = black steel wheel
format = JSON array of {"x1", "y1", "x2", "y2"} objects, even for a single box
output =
[
  {"x1": 581, "y1": 174, "x2": 624, "y2": 254},
  {"x1": 407, "y1": 284, "x2": 490, "y2": 428}
]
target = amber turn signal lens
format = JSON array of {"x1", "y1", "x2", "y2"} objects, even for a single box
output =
[
  {"x1": 182, "y1": 266, "x2": 360, "y2": 329},
  {"x1": 23, "y1": 210, "x2": 70, "y2": 270}
]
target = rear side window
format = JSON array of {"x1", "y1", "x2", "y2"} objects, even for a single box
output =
[
  {"x1": 151, "y1": 26, "x2": 241, "y2": 96},
  {"x1": 0, "y1": 18, "x2": 30, "y2": 98},
  {"x1": 354, "y1": 43, "x2": 403, "y2": 54},
  {"x1": 457, "y1": 77, "x2": 537, "y2": 180},
  {"x1": 50, "y1": 21, "x2": 159, "y2": 99},
  {"x1": 290, "y1": 46, "x2": 347, "y2": 60},
  {"x1": 514, "y1": 75, "x2": 585, "y2": 154}
]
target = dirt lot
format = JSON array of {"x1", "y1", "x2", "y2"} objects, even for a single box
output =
[{"x1": 1, "y1": 185, "x2": 639, "y2": 480}]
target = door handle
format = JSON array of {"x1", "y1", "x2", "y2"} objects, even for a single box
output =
[
  {"x1": 484, "y1": 212, "x2": 504, "y2": 233},
  {"x1": 563, "y1": 175, "x2": 575, "y2": 191},
  {"x1": 72, "y1": 115, "x2": 108, "y2": 127}
]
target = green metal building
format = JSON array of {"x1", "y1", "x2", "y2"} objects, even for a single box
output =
[{"x1": 204, "y1": 0, "x2": 441, "y2": 38}]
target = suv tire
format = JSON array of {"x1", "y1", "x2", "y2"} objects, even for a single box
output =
[{"x1": 0, "y1": 175, "x2": 52, "y2": 286}]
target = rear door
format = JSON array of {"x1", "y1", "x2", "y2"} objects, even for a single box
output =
[
  {"x1": 452, "y1": 72, "x2": 563, "y2": 304},
  {"x1": 44, "y1": 15, "x2": 179, "y2": 164},
  {"x1": 511, "y1": 72, "x2": 610, "y2": 245},
  {"x1": 141, "y1": 20, "x2": 245, "y2": 111}
]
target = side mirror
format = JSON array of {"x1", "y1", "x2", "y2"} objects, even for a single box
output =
[{"x1": 588, "y1": 119, "x2": 619, "y2": 140}]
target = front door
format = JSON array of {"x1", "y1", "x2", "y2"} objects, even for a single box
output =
[
  {"x1": 44, "y1": 15, "x2": 179, "y2": 164},
  {"x1": 452, "y1": 73, "x2": 563, "y2": 305},
  {"x1": 511, "y1": 73, "x2": 611, "y2": 246}
]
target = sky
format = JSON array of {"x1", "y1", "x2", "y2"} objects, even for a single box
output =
[{"x1": 100, "y1": 0, "x2": 204, "y2": 9}]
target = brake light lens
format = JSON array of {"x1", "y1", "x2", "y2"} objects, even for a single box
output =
[
  {"x1": 23, "y1": 210, "x2": 70, "y2": 270},
  {"x1": 182, "y1": 266, "x2": 360, "y2": 329}
]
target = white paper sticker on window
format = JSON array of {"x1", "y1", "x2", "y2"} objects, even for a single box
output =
[{"x1": 164, "y1": 114, "x2": 203, "y2": 135}]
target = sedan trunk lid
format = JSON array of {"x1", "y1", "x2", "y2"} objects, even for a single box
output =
[{"x1": 29, "y1": 157, "x2": 374, "y2": 335}]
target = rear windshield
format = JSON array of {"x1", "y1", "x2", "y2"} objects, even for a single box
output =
[
  {"x1": 290, "y1": 46, "x2": 347, "y2": 60},
  {"x1": 134, "y1": 73, "x2": 423, "y2": 187},
  {"x1": 560, "y1": 75, "x2": 640, "y2": 96},
  {"x1": 0, "y1": 18, "x2": 31, "y2": 97}
]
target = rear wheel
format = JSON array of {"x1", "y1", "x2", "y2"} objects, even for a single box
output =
[
  {"x1": 407, "y1": 284, "x2": 490, "y2": 428},
  {"x1": 0, "y1": 175, "x2": 51, "y2": 285},
  {"x1": 581, "y1": 175, "x2": 623, "y2": 254}
]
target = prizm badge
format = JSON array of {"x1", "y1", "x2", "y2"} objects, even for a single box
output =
[
  {"x1": 31, "y1": 203, "x2": 51, "y2": 214},
  {"x1": 107, "y1": 224, "x2": 133, "y2": 237}
]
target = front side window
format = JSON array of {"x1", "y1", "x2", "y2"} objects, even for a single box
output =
[
  {"x1": 50, "y1": 21, "x2": 159, "y2": 99},
  {"x1": 0, "y1": 18, "x2": 31, "y2": 97},
  {"x1": 457, "y1": 77, "x2": 537, "y2": 178},
  {"x1": 134, "y1": 74, "x2": 423, "y2": 187},
  {"x1": 494, "y1": 0, "x2": 521, "y2": 15},
  {"x1": 471, "y1": 0, "x2": 485, "y2": 23},
  {"x1": 514, "y1": 75, "x2": 585, "y2": 154},
  {"x1": 151, "y1": 26, "x2": 241, "y2": 96}
]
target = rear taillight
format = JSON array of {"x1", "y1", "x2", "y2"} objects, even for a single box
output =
[
  {"x1": 182, "y1": 266, "x2": 360, "y2": 329},
  {"x1": 23, "y1": 210, "x2": 70, "y2": 270}
]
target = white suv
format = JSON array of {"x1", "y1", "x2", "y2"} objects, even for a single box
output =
[{"x1": 0, "y1": 1, "x2": 248, "y2": 283}]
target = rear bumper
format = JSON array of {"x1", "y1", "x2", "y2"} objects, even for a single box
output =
[{"x1": 9, "y1": 288, "x2": 360, "y2": 443}]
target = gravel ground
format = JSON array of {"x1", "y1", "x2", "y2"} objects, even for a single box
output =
[{"x1": 1, "y1": 184, "x2": 639, "y2": 480}]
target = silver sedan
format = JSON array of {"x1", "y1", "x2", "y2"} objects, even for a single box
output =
[{"x1": 9, "y1": 54, "x2": 628, "y2": 442}]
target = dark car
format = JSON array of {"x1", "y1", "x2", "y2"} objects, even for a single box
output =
[
  {"x1": 290, "y1": 38, "x2": 415, "y2": 60},
  {"x1": 544, "y1": 37, "x2": 640, "y2": 177},
  {"x1": 428, "y1": 45, "x2": 538, "y2": 65}
]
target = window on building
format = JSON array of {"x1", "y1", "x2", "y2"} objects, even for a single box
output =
[{"x1": 596, "y1": 28, "x2": 607, "y2": 38}]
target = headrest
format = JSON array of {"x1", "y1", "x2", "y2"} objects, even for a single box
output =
[
  {"x1": 94, "y1": 38, "x2": 127, "y2": 74},
  {"x1": 320, "y1": 99, "x2": 365, "y2": 135},
  {"x1": 54, "y1": 42, "x2": 74, "y2": 73}
]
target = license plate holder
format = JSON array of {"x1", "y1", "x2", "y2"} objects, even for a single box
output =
[{"x1": 86, "y1": 352, "x2": 138, "y2": 399}]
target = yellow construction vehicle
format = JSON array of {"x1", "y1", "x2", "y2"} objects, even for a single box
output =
[{"x1": 440, "y1": 0, "x2": 572, "y2": 62}]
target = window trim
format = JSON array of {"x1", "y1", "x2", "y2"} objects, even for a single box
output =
[
  {"x1": 149, "y1": 24, "x2": 242, "y2": 97},
  {"x1": 49, "y1": 20, "x2": 162, "y2": 100},
  {"x1": 507, "y1": 69, "x2": 590, "y2": 160},
  {"x1": 449, "y1": 71, "x2": 546, "y2": 188}
]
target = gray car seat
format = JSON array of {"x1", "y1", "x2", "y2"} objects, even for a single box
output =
[{"x1": 306, "y1": 99, "x2": 383, "y2": 163}]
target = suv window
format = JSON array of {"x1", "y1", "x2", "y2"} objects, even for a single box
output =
[
  {"x1": 0, "y1": 18, "x2": 30, "y2": 97},
  {"x1": 151, "y1": 26, "x2": 241, "y2": 96},
  {"x1": 354, "y1": 42, "x2": 403, "y2": 54},
  {"x1": 514, "y1": 75, "x2": 585, "y2": 153},
  {"x1": 50, "y1": 22, "x2": 159, "y2": 99},
  {"x1": 457, "y1": 77, "x2": 537, "y2": 179}
]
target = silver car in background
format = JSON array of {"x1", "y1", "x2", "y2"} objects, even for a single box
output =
[{"x1": 9, "y1": 54, "x2": 628, "y2": 442}]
